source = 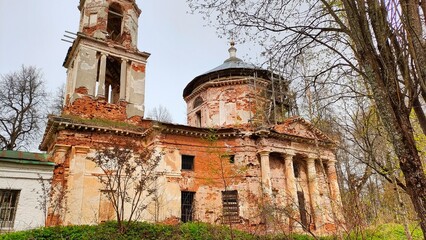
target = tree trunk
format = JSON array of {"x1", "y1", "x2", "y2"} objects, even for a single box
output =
[
  {"x1": 364, "y1": 65, "x2": 426, "y2": 238},
  {"x1": 341, "y1": 0, "x2": 426, "y2": 236},
  {"x1": 413, "y1": 97, "x2": 426, "y2": 135}
]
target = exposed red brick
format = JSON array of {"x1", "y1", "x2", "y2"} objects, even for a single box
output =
[
  {"x1": 132, "y1": 63, "x2": 145, "y2": 72},
  {"x1": 63, "y1": 97, "x2": 127, "y2": 121},
  {"x1": 75, "y1": 86, "x2": 88, "y2": 94},
  {"x1": 161, "y1": 216, "x2": 180, "y2": 225}
]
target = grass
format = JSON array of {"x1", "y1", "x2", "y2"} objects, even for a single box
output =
[
  {"x1": 354, "y1": 223, "x2": 423, "y2": 240},
  {"x1": 0, "y1": 222, "x2": 423, "y2": 240},
  {"x1": 0, "y1": 221, "x2": 319, "y2": 240}
]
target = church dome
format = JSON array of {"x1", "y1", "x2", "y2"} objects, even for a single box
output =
[{"x1": 183, "y1": 43, "x2": 271, "y2": 98}]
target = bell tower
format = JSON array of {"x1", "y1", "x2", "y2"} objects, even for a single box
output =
[{"x1": 63, "y1": 0, "x2": 150, "y2": 120}]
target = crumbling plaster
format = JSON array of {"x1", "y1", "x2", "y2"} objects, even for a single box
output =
[
  {"x1": 42, "y1": 0, "x2": 343, "y2": 235},
  {"x1": 63, "y1": 38, "x2": 148, "y2": 119},
  {"x1": 44, "y1": 118, "x2": 340, "y2": 235},
  {"x1": 186, "y1": 77, "x2": 269, "y2": 128}
]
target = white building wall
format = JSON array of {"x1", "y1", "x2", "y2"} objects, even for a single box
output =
[{"x1": 0, "y1": 162, "x2": 53, "y2": 231}]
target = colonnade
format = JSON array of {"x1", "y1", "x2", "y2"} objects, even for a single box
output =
[
  {"x1": 259, "y1": 150, "x2": 341, "y2": 230},
  {"x1": 96, "y1": 52, "x2": 129, "y2": 102}
]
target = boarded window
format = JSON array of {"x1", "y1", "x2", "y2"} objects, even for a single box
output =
[
  {"x1": 222, "y1": 190, "x2": 240, "y2": 224},
  {"x1": 98, "y1": 190, "x2": 115, "y2": 223},
  {"x1": 181, "y1": 155, "x2": 194, "y2": 170},
  {"x1": 181, "y1": 191, "x2": 195, "y2": 222},
  {"x1": 0, "y1": 189, "x2": 20, "y2": 229}
]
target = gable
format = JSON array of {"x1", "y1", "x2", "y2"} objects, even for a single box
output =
[{"x1": 272, "y1": 117, "x2": 333, "y2": 143}]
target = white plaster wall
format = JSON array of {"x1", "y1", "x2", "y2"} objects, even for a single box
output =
[
  {"x1": 75, "y1": 46, "x2": 98, "y2": 97},
  {"x1": 0, "y1": 162, "x2": 53, "y2": 231},
  {"x1": 126, "y1": 62, "x2": 146, "y2": 117}
]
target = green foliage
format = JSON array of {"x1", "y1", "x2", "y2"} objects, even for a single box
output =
[
  {"x1": 348, "y1": 223, "x2": 423, "y2": 240},
  {"x1": 204, "y1": 128, "x2": 219, "y2": 143},
  {"x1": 0, "y1": 221, "x2": 317, "y2": 240},
  {"x1": 0, "y1": 225, "x2": 97, "y2": 240},
  {"x1": 180, "y1": 222, "x2": 255, "y2": 240},
  {"x1": 2, "y1": 222, "x2": 421, "y2": 240}
]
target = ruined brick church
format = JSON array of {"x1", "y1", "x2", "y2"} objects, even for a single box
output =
[{"x1": 40, "y1": 0, "x2": 344, "y2": 235}]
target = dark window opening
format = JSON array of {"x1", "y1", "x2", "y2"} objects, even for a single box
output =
[
  {"x1": 222, "y1": 190, "x2": 240, "y2": 224},
  {"x1": 293, "y1": 161, "x2": 300, "y2": 178},
  {"x1": 181, "y1": 191, "x2": 195, "y2": 222},
  {"x1": 95, "y1": 54, "x2": 101, "y2": 96},
  {"x1": 181, "y1": 155, "x2": 194, "y2": 170},
  {"x1": 193, "y1": 96, "x2": 204, "y2": 109},
  {"x1": 229, "y1": 155, "x2": 235, "y2": 164},
  {"x1": 195, "y1": 111, "x2": 201, "y2": 127},
  {"x1": 297, "y1": 191, "x2": 308, "y2": 230},
  {"x1": 107, "y1": 3, "x2": 123, "y2": 41},
  {"x1": 105, "y1": 56, "x2": 121, "y2": 104},
  {"x1": 0, "y1": 189, "x2": 20, "y2": 229}
]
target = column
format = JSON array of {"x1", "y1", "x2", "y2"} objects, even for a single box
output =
[
  {"x1": 125, "y1": 60, "x2": 132, "y2": 102},
  {"x1": 259, "y1": 151, "x2": 272, "y2": 196},
  {"x1": 284, "y1": 152, "x2": 298, "y2": 206},
  {"x1": 326, "y1": 159, "x2": 344, "y2": 222},
  {"x1": 97, "y1": 53, "x2": 107, "y2": 98},
  {"x1": 283, "y1": 151, "x2": 299, "y2": 231},
  {"x1": 307, "y1": 157, "x2": 322, "y2": 229},
  {"x1": 119, "y1": 58, "x2": 128, "y2": 101},
  {"x1": 326, "y1": 160, "x2": 341, "y2": 204}
]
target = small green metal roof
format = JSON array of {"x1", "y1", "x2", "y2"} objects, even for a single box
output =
[{"x1": 0, "y1": 150, "x2": 54, "y2": 166}]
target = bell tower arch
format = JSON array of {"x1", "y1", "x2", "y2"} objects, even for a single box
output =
[{"x1": 63, "y1": 0, "x2": 150, "y2": 120}]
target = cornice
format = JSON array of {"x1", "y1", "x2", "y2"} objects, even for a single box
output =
[
  {"x1": 39, "y1": 115, "x2": 335, "y2": 151},
  {"x1": 152, "y1": 121, "x2": 242, "y2": 138},
  {"x1": 184, "y1": 77, "x2": 269, "y2": 101},
  {"x1": 39, "y1": 116, "x2": 152, "y2": 151},
  {"x1": 63, "y1": 34, "x2": 150, "y2": 68}
]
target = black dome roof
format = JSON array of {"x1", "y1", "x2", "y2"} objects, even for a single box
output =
[{"x1": 183, "y1": 44, "x2": 270, "y2": 98}]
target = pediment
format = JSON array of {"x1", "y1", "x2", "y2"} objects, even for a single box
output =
[{"x1": 273, "y1": 117, "x2": 333, "y2": 143}]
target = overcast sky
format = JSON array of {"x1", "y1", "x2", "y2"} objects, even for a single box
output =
[{"x1": 0, "y1": 1, "x2": 261, "y2": 124}]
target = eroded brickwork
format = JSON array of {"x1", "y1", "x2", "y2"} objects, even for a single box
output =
[
  {"x1": 40, "y1": 0, "x2": 344, "y2": 236},
  {"x1": 41, "y1": 116, "x2": 343, "y2": 235},
  {"x1": 63, "y1": 97, "x2": 128, "y2": 121},
  {"x1": 186, "y1": 78, "x2": 270, "y2": 128}
]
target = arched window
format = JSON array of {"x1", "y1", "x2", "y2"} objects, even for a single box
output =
[
  {"x1": 193, "y1": 96, "x2": 204, "y2": 109},
  {"x1": 107, "y1": 3, "x2": 123, "y2": 41}
]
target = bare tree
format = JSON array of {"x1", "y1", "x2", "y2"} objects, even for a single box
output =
[
  {"x1": 146, "y1": 105, "x2": 173, "y2": 123},
  {"x1": 49, "y1": 84, "x2": 65, "y2": 115},
  {"x1": 0, "y1": 66, "x2": 47, "y2": 150},
  {"x1": 188, "y1": 1, "x2": 426, "y2": 236},
  {"x1": 91, "y1": 142, "x2": 162, "y2": 233}
]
